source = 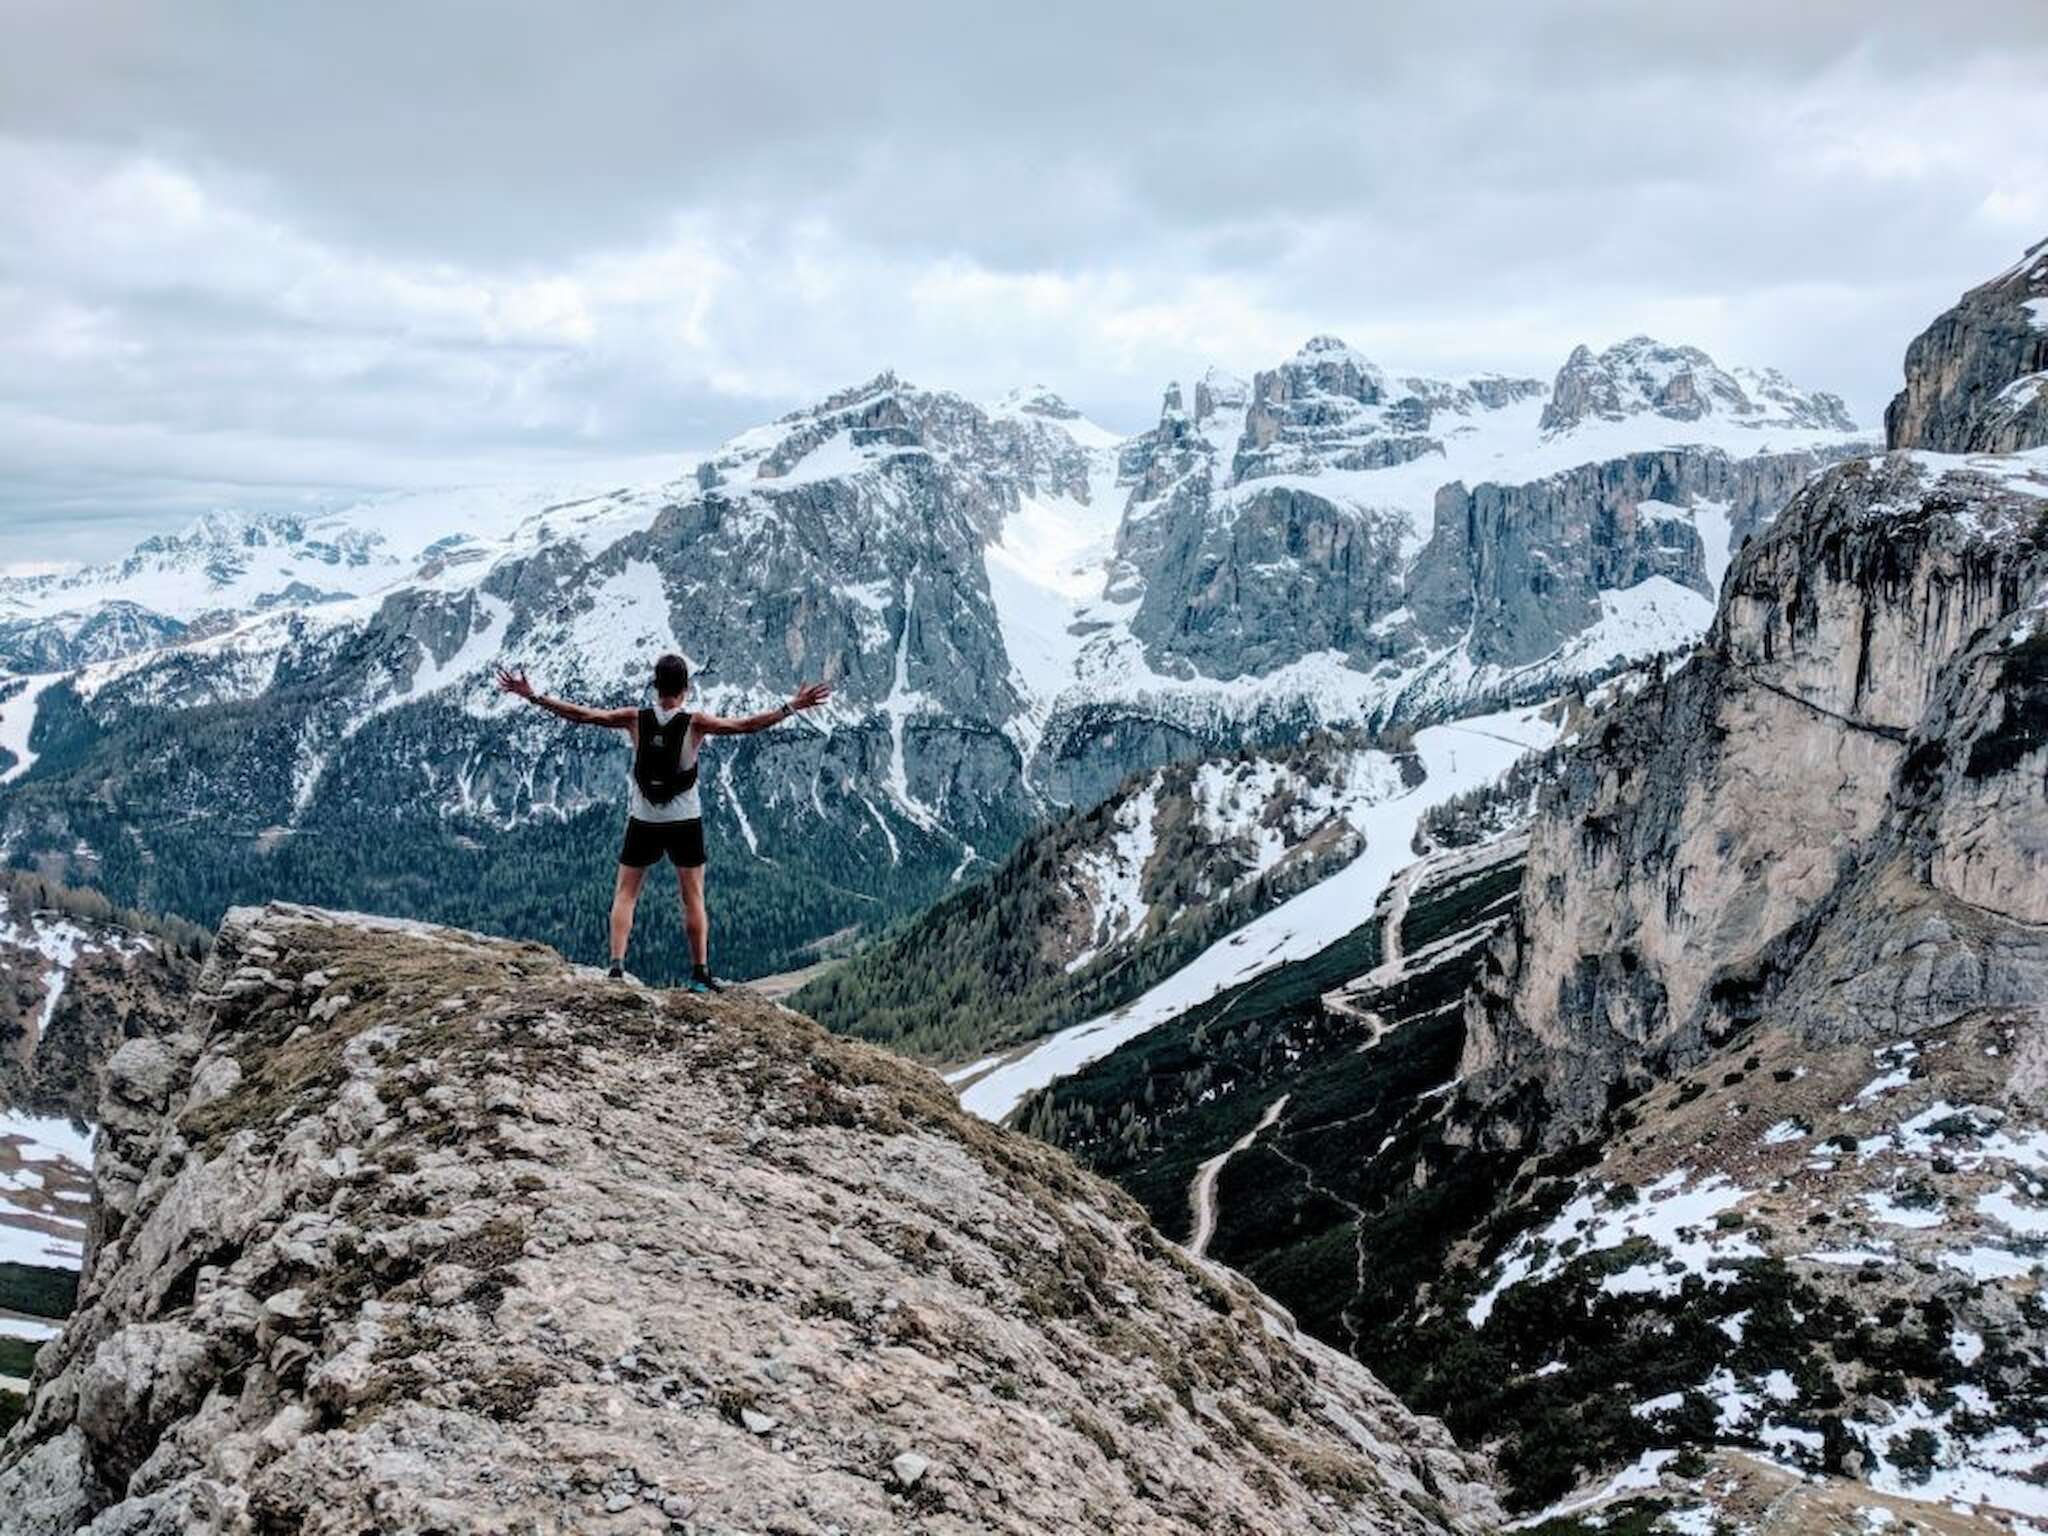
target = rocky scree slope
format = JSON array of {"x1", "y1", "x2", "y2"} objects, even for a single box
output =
[{"x1": 0, "y1": 904, "x2": 1497, "y2": 1535}]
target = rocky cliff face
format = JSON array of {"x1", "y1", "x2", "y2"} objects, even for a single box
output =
[
  {"x1": 1460, "y1": 446, "x2": 2048, "y2": 1134},
  {"x1": 1457, "y1": 240, "x2": 2048, "y2": 1145},
  {"x1": 0, "y1": 905, "x2": 1498, "y2": 1534},
  {"x1": 0, "y1": 877, "x2": 199, "y2": 1123},
  {"x1": 1886, "y1": 236, "x2": 2048, "y2": 454},
  {"x1": 1403, "y1": 446, "x2": 1826, "y2": 677}
]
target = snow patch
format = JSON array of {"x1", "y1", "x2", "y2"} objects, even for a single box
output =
[
  {"x1": 1468, "y1": 1169, "x2": 1756, "y2": 1327},
  {"x1": 960, "y1": 704, "x2": 1559, "y2": 1122},
  {"x1": 0, "y1": 674, "x2": 64, "y2": 785}
]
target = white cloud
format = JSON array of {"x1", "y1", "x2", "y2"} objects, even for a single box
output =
[{"x1": 0, "y1": 1, "x2": 2044, "y2": 567}]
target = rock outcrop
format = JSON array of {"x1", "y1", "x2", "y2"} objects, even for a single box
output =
[
  {"x1": 1461, "y1": 448, "x2": 2048, "y2": 1135},
  {"x1": 1886, "y1": 236, "x2": 2048, "y2": 454},
  {"x1": 0, "y1": 877, "x2": 199, "y2": 1123},
  {"x1": 1540, "y1": 333, "x2": 1859, "y2": 436},
  {"x1": 1232, "y1": 337, "x2": 1449, "y2": 480},
  {"x1": 1125, "y1": 481, "x2": 1411, "y2": 677},
  {"x1": 1404, "y1": 446, "x2": 1829, "y2": 674},
  {"x1": 1462, "y1": 239, "x2": 2048, "y2": 1139},
  {"x1": 0, "y1": 904, "x2": 1498, "y2": 1534},
  {"x1": 1540, "y1": 336, "x2": 1856, "y2": 436}
]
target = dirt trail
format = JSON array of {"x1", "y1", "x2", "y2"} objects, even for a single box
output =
[
  {"x1": 1186, "y1": 1094, "x2": 1289, "y2": 1260},
  {"x1": 1320, "y1": 837, "x2": 1429, "y2": 1024}
]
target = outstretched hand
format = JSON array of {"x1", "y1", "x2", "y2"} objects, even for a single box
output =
[
  {"x1": 789, "y1": 681, "x2": 832, "y2": 712},
  {"x1": 495, "y1": 666, "x2": 537, "y2": 701}
]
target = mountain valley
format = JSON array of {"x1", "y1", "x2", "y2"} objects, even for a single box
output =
[
  {"x1": 0, "y1": 334, "x2": 1865, "y2": 981},
  {"x1": 3, "y1": 220, "x2": 2043, "y2": 1533},
  {"x1": 986, "y1": 239, "x2": 2048, "y2": 1527}
]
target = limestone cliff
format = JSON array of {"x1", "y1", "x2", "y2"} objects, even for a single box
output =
[
  {"x1": 0, "y1": 905, "x2": 1497, "y2": 1534},
  {"x1": 1404, "y1": 446, "x2": 1828, "y2": 674},
  {"x1": 1461, "y1": 240, "x2": 2048, "y2": 1140},
  {"x1": 1886, "y1": 236, "x2": 2048, "y2": 455}
]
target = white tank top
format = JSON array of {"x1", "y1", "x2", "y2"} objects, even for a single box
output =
[{"x1": 626, "y1": 702, "x2": 702, "y2": 823}]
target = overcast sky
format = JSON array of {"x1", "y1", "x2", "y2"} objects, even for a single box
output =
[{"x1": 4, "y1": 0, "x2": 2044, "y2": 570}]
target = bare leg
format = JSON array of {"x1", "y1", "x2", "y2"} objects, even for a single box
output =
[
  {"x1": 678, "y1": 865, "x2": 709, "y2": 969},
  {"x1": 609, "y1": 864, "x2": 646, "y2": 963}
]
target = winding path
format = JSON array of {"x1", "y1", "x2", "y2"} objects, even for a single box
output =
[
  {"x1": 1320, "y1": 833, "x2": 1430, "y2": 1024},
  {"x1": 958, "y1": 705, "x2": 1560, "y2": 1123},
  {"x1": 1186, "y1": 1094, "x2": 1289, "y2": 1260}
]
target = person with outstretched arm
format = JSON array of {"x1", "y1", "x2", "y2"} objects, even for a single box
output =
[{"x1": 494, "y1": 653, "x2": 830, "y2": 991}]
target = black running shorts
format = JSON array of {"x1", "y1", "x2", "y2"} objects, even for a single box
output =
[{"x1": 620, "y1": 816, "x2": 707, "y2": 870}]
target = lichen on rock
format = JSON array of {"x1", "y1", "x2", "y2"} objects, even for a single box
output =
[{"x1": 0, "y1": 903, "x2": 1497, "y2": 1534}]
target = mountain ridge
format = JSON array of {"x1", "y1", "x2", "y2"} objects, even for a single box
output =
[
  {"x1": 0, "y1": 902, "x2": 1500, "y2": 1534},
  {"x1": 0, "y1": 333, "x2": 1864, "y2": 981},
  {"x1": 982, "y1": 235, "x2": 2048, "y2": 1526}
]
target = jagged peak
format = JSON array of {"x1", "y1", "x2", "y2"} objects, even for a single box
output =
[
  {"x1": 1888, "y1": 232, "x2": 2048, "y2": 453},
  {"x1": 1543, "y1": 335, "x2": 1854, "y2": 436},
  {"x1": 1571, "y1": 334, "x2": 1719, "y2": 372},
  {"x1": 149, "y1": 508, "x2": 304, "y2": 550},
  {"x1": 1295, "y1": 333, "x2": 1371, "y2": 363},
  {"x1": 798, "y1": 368, "x2": 918, "y2": 419},
  {"x1": 992, "y1": 383, "x2": 1079, "y2": 420},
  {"x1": 1283, "y1": 335, "x2": 1386, "y2": 387}
]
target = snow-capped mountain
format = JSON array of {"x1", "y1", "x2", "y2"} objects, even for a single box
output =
[
  {"x1": 1540, "y1": 335, "x2": 1858, "y2": 436},
  {"x1": 0, "y1": 480, "x2": 687, "y2": 673},
  {"x1": 997, "y1": 239, "x2": 2048, "y2": 1530},
  {"x1": 0, "y1": 334, "x2": 1864, "y2": 976},
  {"x1": 1057, "y1": 333, "x2": 1863, "y2": 793}
]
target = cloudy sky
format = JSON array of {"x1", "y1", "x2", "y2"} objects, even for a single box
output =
[{"x1": 4, "y1": 0, "x2": 2044, "y2": 570}]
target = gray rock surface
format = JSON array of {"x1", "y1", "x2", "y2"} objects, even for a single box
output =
[
  {"x1": 1128, "y1": 482, "x2": 1409, "y2": 677},
  {"x1": 0, "y1": 903, "x2": 1500, "y2": 1534},
  {"x1": 1887, "y1": 236, "x2": 2048, "y2": 453},
  {"x1": 1541, "y1": 336, "x2": 1855, "y2": 436},
  {"x1": 1405, "y1": 446, "x2": 1832, "y2": 673},
  {"x1": 1461, "y1": 242, "x2": 2048, "y2": 1138}
]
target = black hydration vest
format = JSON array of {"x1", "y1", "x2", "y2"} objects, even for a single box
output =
[{"x1": 632, "y1": 708, "x2": 699, "y2": 805}]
